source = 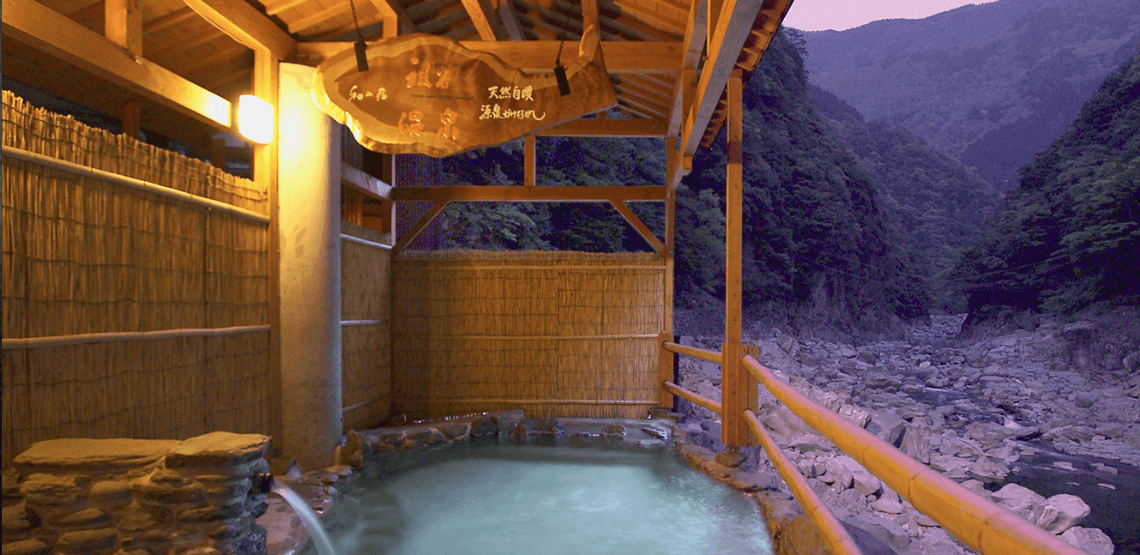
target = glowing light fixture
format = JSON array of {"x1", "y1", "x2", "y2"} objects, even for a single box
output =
[{"x1": 238, "y1": 95, "x2": 274, "y2": 144}]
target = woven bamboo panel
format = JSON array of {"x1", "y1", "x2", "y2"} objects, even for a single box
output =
[
  {"x1": 340, "y1": 220, "x2": 393, "y2": 430},
  {"x1": 393, "y1": 251, "x2": 665, "y2": 420},
  {"x1": 2, "y1": 92, "x2": 271, "y2": 469}
]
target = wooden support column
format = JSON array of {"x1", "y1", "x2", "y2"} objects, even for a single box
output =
[
  {"x1": 382, "y1": 154, "x2": 397, "y2": 245},
  {"x1": 253, "y1": 47, "x2": 282, "y2": 448},
  {"x1": 524, "y1": 135, "x2": 536, "y2": 187},
  {"x1": 106, "y1": 0, "x2": 142, "y2": 58},
  {"x1": 664, "y1": 136, "x2": 676, "y2": 333},
  {"x1": 708, "y1": 0, "x2": 723, "y2": 53},
  {"x1": 722, "y1": 68, "x2": 746, "y2": 449},
  {"x1": 658, "y1": 331, "x2": 674, "y2": 408},
  {"x1": 121, "y1": 99, "x2": 141, "y2": 139}
]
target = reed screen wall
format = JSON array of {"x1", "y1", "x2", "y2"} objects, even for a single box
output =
[
  {"x1": 392, "y1": 250, "x2": 665, "y2": 419},
  {"x1": 340, "y1": 221, "x2": 392, "y2": 430},
  {"x1": 2, "y1": 92, "x2": 271, "y2": 469}
]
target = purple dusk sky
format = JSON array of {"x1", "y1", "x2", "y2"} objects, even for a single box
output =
[{"x1": 781, "y1": 0, "x2": 1000, "y2": 31}]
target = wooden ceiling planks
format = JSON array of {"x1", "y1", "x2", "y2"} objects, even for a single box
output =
[{"x1": 4, "y1": 0, "x2": 789, "y2": 166}]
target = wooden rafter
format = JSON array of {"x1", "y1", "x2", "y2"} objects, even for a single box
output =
[
  {"x1": 69, "y1": 2, "x2": 106, "y2": 25},
  {"x1": 404, "y1": 0, "x2": 451, "y2": 20},
  {"x1": 287, "y1": 0, "x2": 354, "y2": 34},
  {"x1": 610, "y1": 199, "x2": 665, "y2": 254},
  {"x1": 106, "y1": 0, "x2": 143, "y2": 57},
  {"x1": 416, "y1": 4, "x2": 470, "y2": 35},
  {"x1": 460, "y1": 0, "x2": 506, "y2": 40},
  {"x1": 180, "y1": 0, "x2": 297, "y2": 61},
  {"x1": 265, "y1": 0, "x2": 310, "y2": 16},
  {"x1": 148, "y1": 27, "x2": 226, "y2": 60},
  {"x1": 612, "y1": 0, "x2": 686, "y2": 35},
  {"x1": 3, "y1": 0, "x2": 232, "y2": 130},
  {"x1": 181, "y1": 42, "x2": 249, "y2": 77},
  {"x1": 295, "y1": 39, "x2": 680, "y2": 72},
  {"x1": 677, "y1": 0, "x2": 761, "y2": 167},
  {"x1": 342, "y1": 163, "x2": 393, "y2": 201},
  {"x1": 366, "y1": 0, "x2": 416, "y2": 35},
  {"x1": 536, "y1": 117, "x2": 666, "y2": 137},
  {"x1": 495, "y1": 0, "x2": 525, "y2": 39},
  {"x1": 144, "y1": 7, "x2": 197, "y2": 35},
  {"x1": 393, "y1": 186, "x2": 667, "y2": 202}
]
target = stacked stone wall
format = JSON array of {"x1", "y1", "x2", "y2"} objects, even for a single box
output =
[{"x1": 2, "y1": 432, "x2": 270, "y2": 555}]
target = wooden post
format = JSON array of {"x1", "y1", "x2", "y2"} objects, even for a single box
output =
[
  {"x1": 657, "y1": 332, "x2": 674, "y2": 408},
  {"x1": 106, "y1": 0, "x2": 143, "y2": 58},
  {"x1": 722, "y1": 68, "x2": 745, "y2": 449},
  {"x1": 707, "y1": 0, "x2": 723, "y2": 54},
  {"x1": 381, "y1": 153, "x2": 397, "y2": 245},
  {"x1": 210, "y1": 137, "x2": 227, "y2": 169},
  {"x1": 524, "y1": 134, "x2": 536, "y2": 187},
  {"x1": 254, "y1": 47, "x2": 283, "y2": 453},
  {"x1": 664, "y1": 136, "x2": 676, "y2": 334},
  {"x1": 121, "y1": 99, "x2": 141, "y2": 140}
]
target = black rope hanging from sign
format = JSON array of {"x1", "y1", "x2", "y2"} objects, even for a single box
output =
[{"x1": 348, "y1": 0, "x2": 369, "y2": 72}]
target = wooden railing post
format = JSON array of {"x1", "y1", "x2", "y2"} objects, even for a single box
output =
[
  {"x1": 658, "y1": 332, "x2": 675, "y2": 409},
  {"x1": 722, "y1": 68, "x2": 745, "y2": 449}
]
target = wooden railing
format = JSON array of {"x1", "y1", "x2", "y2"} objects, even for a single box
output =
[{"x1": 657, "y1": 337, "x2": 1089, "y2": 555}]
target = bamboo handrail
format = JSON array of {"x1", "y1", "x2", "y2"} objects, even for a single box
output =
[
  {"x1": 340, "y1": 233, "x2": 392, "y2": 250},
  {"x1": 741, "y1": 356, "x2": 1087, "y2": 555},
  {"x1": 744, "y1": 410, "x2": 865, "y2": 555},
  {"x1": 1, "y1": 325, "x2": 271, "y2": 349},
  {"x1": 662, "y1": 341, "x2": 722, "y2": 363},
  {"x1": 2, "y1": 145, "x2": 270, "y2": 224},
  {"x1": 662, "y1": 380, "x2": 722, "y2": 414}
]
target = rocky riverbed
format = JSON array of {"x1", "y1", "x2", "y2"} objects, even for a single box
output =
[{"x1": 673, "y1": 307, "x2": 1140, "y2": 555}]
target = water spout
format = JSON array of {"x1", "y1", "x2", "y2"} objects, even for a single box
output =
[{"x1": 269, "y1": 478, "x2": 338, "y2": 555}]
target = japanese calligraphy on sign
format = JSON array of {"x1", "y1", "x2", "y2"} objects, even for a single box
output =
[{"x1": 311, "y1": 27, "x2": 617, "y2": 157}]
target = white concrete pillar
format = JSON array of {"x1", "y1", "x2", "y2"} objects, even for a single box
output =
[{"x1": 277, "y1": 63, "x2": 342, "y2": 470}]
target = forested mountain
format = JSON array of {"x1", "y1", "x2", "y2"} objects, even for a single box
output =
[
  {"x1": 951, "y1": 44, "x2": 1140, "y2": 319},
  {"x1": 808, "y1": 85, "x2": 1003, "y2": 310},
  {"x1": 432, "y1": 31, "x2": 929, "y2": 333},
  {"x1": 801, "y1": 0, "x2": 1140, "y2": 190}
]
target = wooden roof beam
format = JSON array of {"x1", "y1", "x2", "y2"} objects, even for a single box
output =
[
  {"x1": 3, "y1": 0, "x2": 233, "y2": 130},
  {"x1": 287, "y1": 0, "x2": 354, "y2": 34},
  {"x1": 536, "y1": 117, "x2": 667, "y2": 137},
  {"x1": 494, "y1": 0, "x2": 526, "y2": 39},
  {"x1": 106, "y1": 0, "x2": 143, "y2": 58},
  {"x1": 666, "y1": 0, "x2": 706, "y2": 137},
  {"x1": 180, "y1": 0, "x2": 297, "y2": 61},
  {"x1": 366, "y1": 0, "x2": 417, "y2": 35},
  {"x1": 393, "y1": 185, "x2": 667, "y2": 202},
  {"x1": 144, "y1": 7, "x2": 197, "y2": 35},
  {"x1": 677, "y1": 0, "x2": 761, "y2": 165},
  {"x1": 460, "y1": 0, "x2": 508, "y2": 40},
  {"x1": 295, "y1": 39, "x2": 681, "y2": 72}
]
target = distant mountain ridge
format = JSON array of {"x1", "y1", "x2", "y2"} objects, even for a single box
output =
[{"x1": 801, "y1": 0, "x2": 1140, "y2": 190}]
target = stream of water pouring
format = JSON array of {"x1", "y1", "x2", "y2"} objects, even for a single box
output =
[{"x1": 271, "y1": 481, "x2": 337, "y2": 555}]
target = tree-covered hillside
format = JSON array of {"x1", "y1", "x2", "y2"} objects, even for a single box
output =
[
  {"x1": 809, "y1": 85, "x2": 1003, "y2": 310},
  {"x1": 802, "y1": 0, "x2": 1140, "y2": 190},
  {"x1": 428, "y1": 30, "x2": 929, "y2": 333},
  {"x1": 951, "y1": 44, "x2": 1140, "y2": 318}
]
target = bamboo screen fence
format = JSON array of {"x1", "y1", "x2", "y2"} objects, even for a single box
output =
[
  {"x1": 2, "y1": 91, "x2": 271, "y2": 469},
  {"x1": 392, "y1": 250, "x2": 665, "y2": 419},
  {"x1": 340, "y1": 220, "x2": 392, "y2": 430}
]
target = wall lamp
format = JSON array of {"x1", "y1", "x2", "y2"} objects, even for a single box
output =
[{"x1": 237, "y1": 95, "x2": 274, "y2": 144}]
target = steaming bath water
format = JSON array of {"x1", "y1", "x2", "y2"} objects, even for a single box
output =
[{"x1": 301, "y1": 443, "x2": 773, "y2": 555}]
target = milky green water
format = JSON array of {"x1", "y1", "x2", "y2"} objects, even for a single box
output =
[{"x1": 303, "y1": 443, "x2": 773, "y2": 555}]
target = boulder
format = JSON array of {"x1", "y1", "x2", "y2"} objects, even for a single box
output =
[
  {"x1": 870, "y1": 489, "x2": 904, "y2": 514},
  {"x1": 838, "y1": 405, "x2": 871, "y2": 428},
  {"x1": 851, "y1": 467, "x2": 882, "y2": 497},
  {"x1": 967, "y1": 456, "x2": 1009, "y2": 483},
  {"x1": 898, "y1": 426, "x2": 932, "y2": 464},
  {"x1": 992, "y1": 483, "x2": 1046, "y2": 521},
  {"x1": 1060, "y1": 526, "x2": 1115, "y2": 555},
  {"x1": 1032, "y1": 493, "x2": 1090, "y2": 534},
  {"x1": 846, "y1": 514, "x2": 911, "y2": 552},
  {"x1": 866, "y1": 410, "x2": 907, "y2": 446},
  {"x1": 765, "y1": 406, "x2": 813, "y2": 438}
]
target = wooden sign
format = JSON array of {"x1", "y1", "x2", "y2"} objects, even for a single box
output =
[{"x1": 312, "y1": 27, "x2": 617, "y2": 157}]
